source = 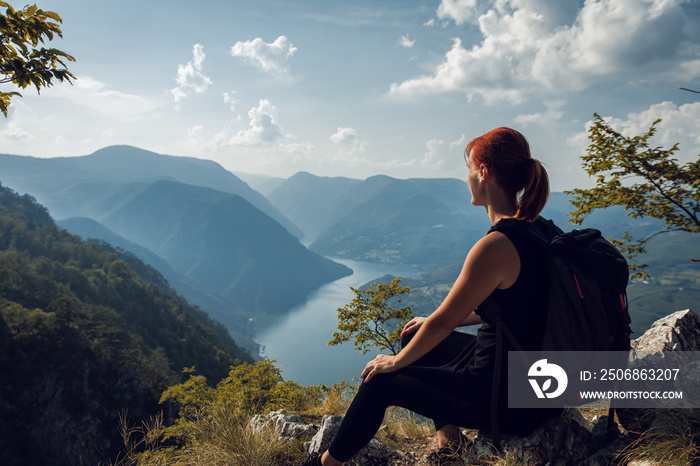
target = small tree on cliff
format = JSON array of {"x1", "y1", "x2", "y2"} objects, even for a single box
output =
[
  {"x1": 565, "y1": 114, "x2": 700, "y2": 279},
  {"x1": 0, "y1": 1, "x2": 75, "y2": 117},
  {"x1": 328, "y1": 277, "x2": 415, "y2": 356}
]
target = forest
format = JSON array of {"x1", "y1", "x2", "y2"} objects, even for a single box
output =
[{"x1": 0, "y1": 182, "x2": 253, "y2": 465}]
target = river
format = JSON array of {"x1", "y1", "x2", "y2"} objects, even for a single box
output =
[{"x1": 254, "y1": 259, "x2": 425, "y2": 386}]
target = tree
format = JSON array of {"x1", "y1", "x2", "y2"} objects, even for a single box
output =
[
  {"x1": 328, "y1": 277, "x2": 415, "y2": 355},
  {"x1": 566, "y1": 114, "x2": 700, "y2": 279},
  {"x1": 0, "y1": 1, "x2": 75, "y2": 117}
]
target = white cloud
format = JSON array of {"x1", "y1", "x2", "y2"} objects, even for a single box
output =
[
  {"x1": 223, "y1": 92, "x2": 238, "y2": 111},
  {"x1": 277, "y1": 142, "x2": 316, "y2": 155},
  {"x1": 593, "y1": 101, "x2": 700, "y2": 163},
  {"x1": 436, "y1": 0, "x2": 481, "y2": 25},
  {"x1": 514, "y1": 100, "x2": 565, "y2": 127},
  {"x1": 171, "y1": 44, "x2": 212, "y2": 105},
  {"x1": 391, "y1": 0, "x2": 699, "y2": 102},
  {"x1": 230, "y1": 36, "x2": 297, "y2": 75},
  {"x1": 229, "y1": 99, "x2": 284, "y2": 146},
  {"x1": 450, "y1": 133, "x2": 468, "y2": 150},
  {"x1": 328, "y1": 126, "x2": 371, "y2": 162},
  {"x1": 46, "y1": 75, "x2": 159, "y2": 121},
  {"x1": 330, "y1": 127, "x2": 358, "y2": 144},
  {"x1": 223, "y1": 91, "x2": 242, "y2": 120},
  {"x1": 422, "y1": 139, "x2": 445, "y2": 168},
  {"x1": 398, "y1": 34, "x2": 415, "y2": 48},
  {"x1": 0, "y1": 121, "x2": 34, "y2": 141},
  {"x1": 186, "y1": 124, "x2": 205, "y2": 146}
]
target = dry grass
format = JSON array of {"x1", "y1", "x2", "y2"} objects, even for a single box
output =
[
  {"x1": 111, "y1": 404, "x2": 306, "y2": 466},
  {"x1": 619, "y1": 409, "x2": 700, "y2": 465},
  {"x1": 484, "y1": 446, "x2": 539, "y2": 466},
  {"x1": 310, "y1": 380, "x2": 356, "y2": 416},
  {"x1": 376, "y1": 408, "x2": 435, "y2": 450},
  {"x1": 112, "y1": 393, "x2": 700, "y2": 466}
]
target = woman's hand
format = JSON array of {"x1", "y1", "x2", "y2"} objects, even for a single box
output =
[
  {"x1": 361, "y1": 354, "x2": 398, "y2": 383},
  {"x1": 401, "y1": 316, "x2": 427, "y2": 336}
]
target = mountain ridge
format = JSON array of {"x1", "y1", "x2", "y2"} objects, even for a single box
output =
[{"x1": 0, "y1": 145, "x2": 302, "y2": 238}]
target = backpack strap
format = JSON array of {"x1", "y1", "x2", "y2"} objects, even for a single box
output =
[
  {"x1": 488, "y1": 216, "x2": 562, "y2": 246},
  {"x1": 478, "y1": 296, "x2": 527, "y2": 450}
]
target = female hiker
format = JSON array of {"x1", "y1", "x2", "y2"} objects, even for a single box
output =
[{"x1": 298, "y1": 127, "x2": 560, "y2": 466}]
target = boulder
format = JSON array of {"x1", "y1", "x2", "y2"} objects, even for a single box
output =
[
  {"x1": 619, "y1": 309, "x2": 700, "y2": 433},
  {"x1": 631, "y1": 309, "x2": 700, "y2": 353},
  {"x1": 465, "y1": 408, "x2": 603, "y2": 465},
  {"x1": 249, "y1": 410, "x2": 318, "y2": 440}
]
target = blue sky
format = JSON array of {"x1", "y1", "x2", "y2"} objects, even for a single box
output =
[{"x1": 1, "y1": 0, "x2": 699, "y2": 191}]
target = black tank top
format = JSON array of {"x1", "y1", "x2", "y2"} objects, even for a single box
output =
[{"x1": 471, "y1": 217, "x2": 550, "y2": 372}]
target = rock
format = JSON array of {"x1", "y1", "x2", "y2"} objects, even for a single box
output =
[
  {"x1": 620, "y1": 309, "x2": 700, "y2": 433},
  {"x1": 252, "y1": 411, "x2": 414, "y2": 465},
  {"x1": 307, "y1": 415, "x2": 406, "y2": 466},
  {"x1": 631, "y1": 309, "x2": 700, "y2": 353},
  {"x1": 249, "y1": 410, "x2": 318, "y2": 440},
  {"x1": 261, "y1": 310, "x2": 700, "y2": 465},
  {"x1": 465, "y1": 408, "x2": 598, "y2": 465}
]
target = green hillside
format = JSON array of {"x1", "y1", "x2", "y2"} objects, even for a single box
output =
[
  {"x1": 57, "y1": 216, "x2": 259, "y2": 352},
  {"x1": 0, "y1": 183, "x2": 253, "y2": 466}
]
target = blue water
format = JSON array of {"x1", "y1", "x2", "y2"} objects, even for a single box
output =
[{"x1": 255, "y1": 259, "x2": 425, "y2": 386}]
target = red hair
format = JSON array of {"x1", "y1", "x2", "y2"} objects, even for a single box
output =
[{"x1": 465, "y1": 127, "x2": 549, "y2": 221}]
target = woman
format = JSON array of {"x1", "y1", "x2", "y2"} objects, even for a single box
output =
[{"x1": 301, "y1": 127, "x2": 559, "y2": 466}]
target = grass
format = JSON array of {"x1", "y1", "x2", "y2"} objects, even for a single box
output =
[
  {"x1": 620, "y1": 409, "x2": 700, "y2": 465},
  {"x1": 111, "y1": 404, "x2": 308, "y2": 466},
  {"x1": 110, "y1": 372, "x2": 700, "y2": 466}
]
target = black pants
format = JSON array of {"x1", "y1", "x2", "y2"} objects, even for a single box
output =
[
  {"x1": 326, "y1": 331, "x2": 559, "y2": 462},
  {"x1": 328, "y1": 331, "x2": 491, "y2": 462}
]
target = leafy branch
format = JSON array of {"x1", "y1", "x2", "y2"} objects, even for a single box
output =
[
  {"x1": 565, "y1": 114, "x2": 700, "y2": 279},
  {"x1": 0, "y1": 1, "x2": 75, "y2": 116}
]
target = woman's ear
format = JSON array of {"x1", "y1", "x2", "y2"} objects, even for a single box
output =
[{"x1": 479, "y1": 164, "x2": 488, "y2": 181}]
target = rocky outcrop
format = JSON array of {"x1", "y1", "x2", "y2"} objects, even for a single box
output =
[
  {"x1": 256, "y1": 308, "x2": 700, "y2": 465},
  {"x1": 250, "y1": 411, "x2": 319, "y2": 440},
  {"x1": 252, "y1": 411, "x2": 415, "y2": 465},
  {"x1": 631, "y1": 309, "x2": 700, "y2": 352},
  {"x1": 618, "y1": 308, "x2": 700, "y2": 434},
  {"x1": 466, "y1": 408, "x2": 628, "y2": 466}
]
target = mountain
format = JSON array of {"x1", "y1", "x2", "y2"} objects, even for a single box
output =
[
  {"x1": 0, "y1": 183, "x2": 253, "y2": 466},
  {"x1": 0, "y1": 148, "x2": 352, "y2": 316},
  {"x1": 0, "y1": 145, "x2": 302, "y2": 237},
  {"x1": 270, "y1": 174, "x2": 488, "y2": 264},
  {"x1": 57, "y1": 217, "x2": 258, "y2": 352},
  {"x1": 268, "y1": 172, "x2": 667, "y2": 265},
  {"x1": 53, "y1": 179, "x2": 351, "y2": 314},
  {"x1": 267, "y1": 171, "x2": 362, "y2": 242},
  {"x1": 234, "y1": 171, "x2": 287, "y2": 197}
]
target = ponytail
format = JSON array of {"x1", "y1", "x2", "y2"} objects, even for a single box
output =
[
  {"x1": 467, "y1": 127, "x2": 550, "y2": 221},
  {"x1": 516, "y1": 158, "x2": 549, "y2": 221}
]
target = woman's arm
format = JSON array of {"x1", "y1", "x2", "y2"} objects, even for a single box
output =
[
  {"x1": 401, "y1": 309, "x2": 483, "y2": 337},
  {"x1": 361, "y1": 231, "x2": 520, "y2": 382}
]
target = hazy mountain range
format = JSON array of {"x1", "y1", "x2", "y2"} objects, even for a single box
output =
[
  {"x1": 3, "y1": 145, "x2": 695, "y2": 350},
  {"x1": 0, "y1": 147, "x2": 351, "y2": 348},
  {"x1": 266, "y1": 171, "x2": 665, "y2": 266}
]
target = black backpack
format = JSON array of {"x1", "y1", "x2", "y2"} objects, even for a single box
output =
[{"x1": 479, "y1": 217, "x2": 632, "y2": 443}]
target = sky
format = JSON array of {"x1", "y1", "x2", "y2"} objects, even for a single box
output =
[{"x1": 1, "y1": 0, "x2": 699, "y2": 191}]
